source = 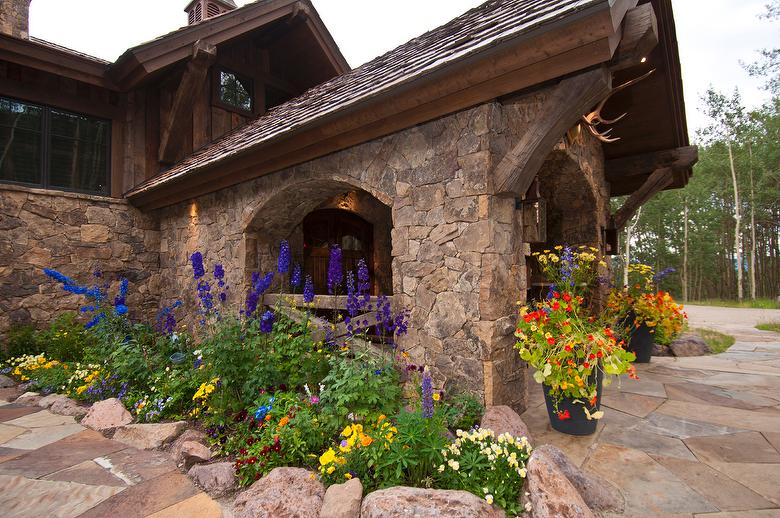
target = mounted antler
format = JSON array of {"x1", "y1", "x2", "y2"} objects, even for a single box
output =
[{"x1": 580, "y1": 69, "x2": 656, "y2": 143}]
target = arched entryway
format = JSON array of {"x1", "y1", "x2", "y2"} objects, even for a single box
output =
[{"x1": 303, "y1": 209, "x2": 374, "y2": 294}]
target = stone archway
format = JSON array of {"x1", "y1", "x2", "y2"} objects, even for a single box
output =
[{"x1": 242, "y1": 178, "x2": 393, "y2": 295}]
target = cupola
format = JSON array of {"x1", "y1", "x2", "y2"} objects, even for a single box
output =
[{"x1": 185, "y1": 0, "x2": 237, "y2": 25}]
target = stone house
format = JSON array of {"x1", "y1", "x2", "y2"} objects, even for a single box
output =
[{"x1": 0, "y1": 0, "x2": 696, "y2": 411}]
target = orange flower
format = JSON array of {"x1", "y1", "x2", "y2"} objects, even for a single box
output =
[
  {"x1": 265, "y1": 415, "x2": 272, "y2": 422},
  {"x1": 360, "y1": 434, "x2": 373, "y2": 447},
  {"x1": 278, "y1": 416, "x2": 290, "y2": 427}
]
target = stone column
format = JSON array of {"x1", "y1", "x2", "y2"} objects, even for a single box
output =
[{"x1": 0, "y1": 0, "x2": 32, "y2": 39}]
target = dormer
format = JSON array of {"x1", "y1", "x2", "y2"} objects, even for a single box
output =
[{"x1": 185, "y1": 0, "x2": 237, "y2": 25}]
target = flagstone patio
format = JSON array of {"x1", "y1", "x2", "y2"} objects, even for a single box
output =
[
  {"x1": 1, "y1": 305, "x2": 779, "y2": 517},
  {"x1": 522, "y1": 304, "x2": 780, "y2": 517}
]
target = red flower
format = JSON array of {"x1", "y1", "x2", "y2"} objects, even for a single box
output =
[
  {"x1": 588, "y1": 353, "x2": 596, "y2": 360},
  {"x1": 553, "y1": 291, "x2": 560, "y2": 299},
  {"x1": 547, "y1": 337, "x2": 556, "y2": 345},
  {"x1": 596, "y1": 351, "x2": 603, "y2": 358},
  {"x1": 564, "y1": 344, "x2": 572, "y2": 352},
  {"x1": 563, "y1": 293, "x2": 572, "y2": 302},
  {"x1": 565, "y1": 305, "x2": 573, "y2": 312},
  {"x1": 583, "y1": 362, "x2": 590, "y2": 369},
  {"x1": 557, "y1": 410, "x2": 571, "y2": 420},
  {"x1": 552, "y1": 301, "x2": 561, "y2": 310},
  {"x1": 523, "y1": 314, "x2": 533, "y2": 323},
  {"x1": 587, "y1": 334, "x2": 595, "y2": 342},
  {"x1": 589, "y1": 395, "x2": 598, "y2": 407}
]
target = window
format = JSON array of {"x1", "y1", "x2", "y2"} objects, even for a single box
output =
[
  {"x1": 0, "y1": 97, "x2": 110, "y2": 195},
  {"x1": 217, "y1": 69, "x2": 253, "y2": 114}
]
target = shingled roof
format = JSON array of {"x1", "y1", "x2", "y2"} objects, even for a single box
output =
[{"x1": 127, "y1": 0, "x2": 603, "y2": 198}]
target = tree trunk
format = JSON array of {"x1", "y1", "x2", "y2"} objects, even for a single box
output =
[
  {"x1": 728, "y1": 141, "x2": 743, "y2": 302},
  {"x1": 749, "y1": 142, "x2": 757, "y2": 301},
  {"x1": 623, "y1": 206, "x2": 642, "y2": 287},
  {"x1": 683, "y1": 197, "x2": 689, "y2": 303}
]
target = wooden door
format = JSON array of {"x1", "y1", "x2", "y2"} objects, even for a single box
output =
[{"x1": 303, "y1": 209, "x2": 373, "y2": 294}]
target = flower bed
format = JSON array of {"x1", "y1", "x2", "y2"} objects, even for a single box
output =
[{"x1": 0, "y1": 241, "x2": 532, "y2": 516}]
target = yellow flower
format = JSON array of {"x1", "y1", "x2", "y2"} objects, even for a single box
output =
[
  {"x1": 432, "y1": 393, "x2": 440, "y2": 402},
  {"x1": 319, "y1": 448, "x2": 337, "y2": 466},
  {"x1": 327, "y1": 466, "x2": 336, "y2": 474},
  {"x1": 344, "y1": 473, "x2": 353, "y2": 480}
]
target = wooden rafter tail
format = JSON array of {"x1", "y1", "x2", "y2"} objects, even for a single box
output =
[{"x1": 613, "y1": 167, "x2": 674, "y2": 230}]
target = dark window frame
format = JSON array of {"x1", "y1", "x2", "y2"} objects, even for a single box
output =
[
  {"x1": 0, "y1": 95, "x2": 111, "y2": 196},
  {"x1": 212, "y1": 66, "x2": 255, "y2": 116}
]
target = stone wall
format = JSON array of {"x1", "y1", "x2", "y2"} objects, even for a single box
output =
[
  {"x1": 0, "y1": 184, "x2": 161, "y2": 336},
  {"x1": 0, "y1": 0, "x2": 31, "y2": 39}
]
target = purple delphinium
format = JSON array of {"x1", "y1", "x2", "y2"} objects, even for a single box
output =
[
  {"x1": 277, "y1": 240, "x2": 290, "y2": 274},
  {"x1": 327, "y1": 245, "x2": 343, "y2": 295},
  {"x1": 291, "y1": 263, "x2": 302, "y2": 290},
  {"x1": 421, "y1": 369, "x2": 434, "y2": 418},
  {"x1": 654, "y1": 267, "x2": 676, "y2": 284},
  {"x1": 346, "y1": 271, "x2": 358, "y2": 317},
  {"x1": 357, "y1": 258, "x2": 370, "y2": 303},
  {"x1": 303, "y1": 275, "x2": 314, "y2": 304},
  {"x1": 191, "y1": 252, "x2": 205, "y2": 279},
  {"x1": 213, "y1": 264, "x2": 228, "y2": 303},
  {"x1": 156, "y1": 300, "x2": 182, "y2": 335},
  {"x1": 114, "y1": 277, "x2": 129, "y2": 307},
  {"x1": 44, "y1": 268, "x2": 107, "y2": 328},
  {"x1": 259, "y1": 310, "x2": 275, "y2": 333},
  {"x1": 245, "y1": 272, "x2": 274, "y2": 317},
  {"x1": 560, "y1": 245, "x2": 576, "y2": 288}
]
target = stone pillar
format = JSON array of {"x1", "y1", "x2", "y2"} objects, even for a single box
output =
[{"x1": 0, "y1": 0, "x2": 32, "y2": 39}]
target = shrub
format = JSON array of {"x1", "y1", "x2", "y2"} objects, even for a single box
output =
[
  {"x1": 441, "y1": 392, "x2": 484, "y2": 431},
  {"x1": 1, "y1": 324, "x2": 42, "y2": 361}
]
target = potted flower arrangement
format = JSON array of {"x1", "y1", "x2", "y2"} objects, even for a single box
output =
[
  {"x1": 606, "y1": 264, "x2": 686, "y2": 362},
  {"x1": 515, "y1": 246, "x2": 636, "y2": 435}
]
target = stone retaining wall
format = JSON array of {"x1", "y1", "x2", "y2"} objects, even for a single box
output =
[{"x1": 0, "y1": 184, "x2": 161, "y2": 335}]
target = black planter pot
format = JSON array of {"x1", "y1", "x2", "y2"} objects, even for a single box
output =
[
  {"x1": 627, "y1": 323, "x2": 653, "y2": 363},
  {"x1": 542, "y1": 368, "x2": 603, "y2": 436}
]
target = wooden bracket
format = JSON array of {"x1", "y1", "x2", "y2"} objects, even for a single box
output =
[
  {"x1": 610, "y1": 3, "x2": 659, "y2": 71},
  {"x1": 493, "y1": 66, "x2": 612, "y2": 195},
  {"x1": 613, "y1": 167, "x2": 674, "y2": 230},
  {"x1": 159, "y1": 40, "x2": 217, "y2": 165}
]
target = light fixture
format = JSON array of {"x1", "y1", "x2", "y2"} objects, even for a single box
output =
[{"x1": 640, "y1": 57, "x2": 647, "y2": 64}]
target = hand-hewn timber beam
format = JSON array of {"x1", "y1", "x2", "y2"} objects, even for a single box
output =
[
  {"x1": 494, "y1": 67, "x2": 612, "y2": 195},
  {"x1": 613, "y1": 167, "x2": 674, "y2": 229},
  {"x1": 610, "y1": 3, "x2": 659, "y2": 71},
  {"x1": 605, "y1": 145, "x2": 698, "y2": 182},
  {"x1": 159, "y1": 40, "x2": 216, "y2": 165}
]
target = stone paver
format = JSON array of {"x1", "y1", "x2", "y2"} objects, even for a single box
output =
[
  {"x1": 0, "y1": 391, "x2": 225, "y2": 517},
  {"x1": 522, "y1": 305, "x2": 780, "y2": 516}
]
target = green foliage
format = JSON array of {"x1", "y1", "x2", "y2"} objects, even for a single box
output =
[
  {"x1": 1, "y1": 324, "x2": 41, "y2": 360},
  {"x1": 441, "y1": 392, "x2": 484, "y2": 431},
  {"x1": 319, "y1": 349, "x2": 402, "y2": 430},
  {"x1": 689, "y1": 299, "x2": 780, "y2": 309},
  {"x1": 756, "y1": 322, "x2": 780, "y2": 332},
  {"x1": 1, "y1": 313, "x2": 94, "y2": 362},
  {"x1": 695, "y1": 328, "x2": 736, "y2": 354},
  {"x1": 438, "y1": 429, "x2": 532, "y2": 517}
]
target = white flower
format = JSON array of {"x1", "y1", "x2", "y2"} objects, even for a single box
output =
[
  {"x1": 447, "y1": 459, "x2": 460, "y2": 471},
  {"x1": 193, "y1": 349, "x2": 202, "y2": 356},
  {"x1": 437, "y1": 465, "x2": 445, "y2": 473},
  {"x1": 485, "y1": 495, "x2": 494, "y2": 505}
]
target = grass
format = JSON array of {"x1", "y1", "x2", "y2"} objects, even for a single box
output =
[
  {"x1": 688, "y1": 298, "x2": 780, "y2": 309},
  {"x1": 756, "y1": 322, "x2": 780, "y2": 333},
  {"x1": 694, "y1": 328, "x2": 736, "y2": 354}
]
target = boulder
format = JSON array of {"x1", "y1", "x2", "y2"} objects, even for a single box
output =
[
  {"x1": 320, "y1": 478, "x2": 363, "y2": 518},
  {"x1": 180, "y1": 441, "x2": 212, "y2": 469},
  {"x1": 170, "y1": 429, "x2": 209, "y2": 467},
  {"x1": 0, "y1": 374, "x2": 15, "y2": 388},
  {"x1": 532, "y1": 445, "x2": 624, "y2": 514},
  {"x1": 652, "y1": 343, "x2": 673, "y2": 357},
  {"x1": 233, "y1": 467, "x2": 324, "y2": 518},
  {"x1": 361, "y1": 487, "x2": 504, "y2": 518},
  {"x1": 49, "y1": 397, "x2": 88, "y2": 418},
  {"x1": 188, "y1": 462, "x2": 236, "y2": 498},
  {"x1": 525, "y1": 447, "x2": 595, "y2": 518},
  {"x1": 480, "y1": 405, "x2": 533, "y2": 444},
  {"x1": 15, "y1": 391, "x2": 41, "y2": 405},
  {"x1": 38, "y1": 393, "x2": 68, "y2": 409},
  {"x1": 670, "y1": 333, "x2": 711, "y2": 357},
  {"x1": 113, "y1": 421, "x2": 187, "y2": 449},
  {"x1": 80, "y1": 398, "x2": 133, "y2": 431}
]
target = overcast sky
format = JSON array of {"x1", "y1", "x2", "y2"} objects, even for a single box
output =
[{"x1": 28, "y1": 0, "x2": 780, "y2": 136}]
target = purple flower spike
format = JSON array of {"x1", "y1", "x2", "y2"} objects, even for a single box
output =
[
  {"x1": 278, "y1": 240, "x2": 290, "y2": 274},
  {"x1": 421, "y1": 369, "x2": 434, "y2": 418},
  {"x1": 303, "y1": 275, "x2": 314, "y2": 304},
  {"x1": 259, "y1": 310, "x2": 275, "y2": 333},
  {"x1": 327, "y1": 246, "x2": 343, "y2": 295},
  {"x1": 291, "y1": 263, "x2": 302, "y2": 289},
  {"x1": 191, "y1": 252, "x2": 205, "y2": 279}
]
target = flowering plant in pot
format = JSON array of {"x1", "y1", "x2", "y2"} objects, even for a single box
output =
[
  {"x1": 606, "y1": 264, "x2": 687, "y2": 361},
  {"x1": 515, "y1": 246, "x2": 636, "y2": 435}
]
